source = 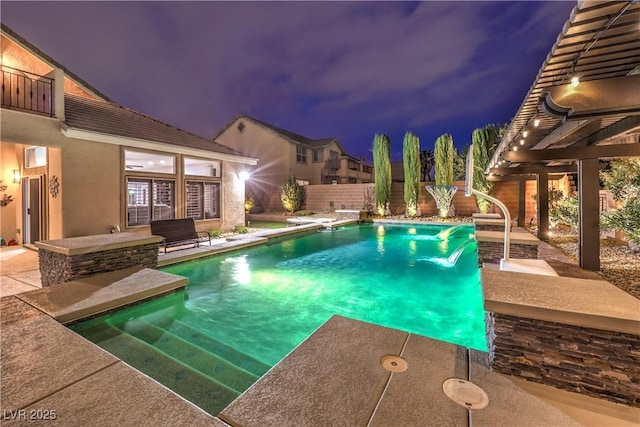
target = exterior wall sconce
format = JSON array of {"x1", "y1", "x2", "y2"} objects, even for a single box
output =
[
  {"x1": 12, "y1": 170, "x2": 21, "y2": 184},
  {"x1": 238, "y1": 170, "x2": 250, "y2": 181}
]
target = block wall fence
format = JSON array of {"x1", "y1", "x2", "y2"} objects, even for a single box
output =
[{"x1": 302, "y1": 180, "x2": 544, "y2": 220}]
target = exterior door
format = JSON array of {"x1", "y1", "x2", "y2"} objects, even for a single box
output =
[{"x1": 22, "y1": 176, "x2": 42, "y2": 244}]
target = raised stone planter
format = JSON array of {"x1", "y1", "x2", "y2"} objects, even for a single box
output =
[
  {"x1": 335, "y1": 209, "x2": 368, "y2": 220},
  {"x1": 35, "y1": 233, "x2": 162, "y2": 286},
  {"x1": 482, "y1": 269, "x2": 640, "y2": 407},
  {"x1": 475, "y1": 230, "x2": 540, "y2": 264}
]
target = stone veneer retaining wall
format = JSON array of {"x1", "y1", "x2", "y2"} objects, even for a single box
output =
[
  {"x1": 486, "y1": 312, "x2": 640, "y2": 407},
  {"x1": 477, "y1": 241, "x2": 538, "y2": 264},
  {"x1": 39, "y1": 243, "x2": 159, "y2": 286}
]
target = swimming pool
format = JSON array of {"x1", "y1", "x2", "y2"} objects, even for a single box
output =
[{"x1": 71, "y1": 223, "x2": 486, "y2": 414}]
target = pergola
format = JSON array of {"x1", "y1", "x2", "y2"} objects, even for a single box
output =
[{"x1": 488, "y1": 0, "x2": 640, "y2": 271}]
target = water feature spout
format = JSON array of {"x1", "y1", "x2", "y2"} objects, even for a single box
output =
[
  {"x1": 418, "y1": 239, "x2": 477, "y2": 268},
  {"x1": 447, "y1": 240, "x2": 477, "y2": 266},
  {"x1": 436, "y1": 223, "x2": 468, "y2": 241}
]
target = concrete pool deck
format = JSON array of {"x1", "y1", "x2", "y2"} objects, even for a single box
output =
[{"x1": 1, "y1": 224, "x2": 639, "y2": 425}]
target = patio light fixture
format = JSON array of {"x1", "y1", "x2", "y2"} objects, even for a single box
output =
[
  {"x1": 571, "y1": 76, "x2": 580, "y2": 87},
  {"x1": 238, "y1": 170, "x2": 250, "y2": 181},
  {"x1": 12, "y1": 170, "x2": 20, "y2": 184}
]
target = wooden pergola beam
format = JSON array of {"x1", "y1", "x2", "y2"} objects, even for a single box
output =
[{"x1": 503, "y1": 141, "x2": 640, "y2": 163}]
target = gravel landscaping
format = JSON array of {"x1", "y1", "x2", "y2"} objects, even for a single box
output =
[{"x1": 548, "y1": 233, "x2": 640, "y2": 299}]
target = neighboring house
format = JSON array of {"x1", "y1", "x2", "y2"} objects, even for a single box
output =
[
  {"x1": 213, "y1": 114, "x2": 373, "y2": 209},
  {"x1": 0, "y1": 24, "x2": 256, "y2": 244}
]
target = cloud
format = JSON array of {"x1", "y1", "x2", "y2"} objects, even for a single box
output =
[{"x1": 1, "y1": 1, "x2": 574, "y2": 154}]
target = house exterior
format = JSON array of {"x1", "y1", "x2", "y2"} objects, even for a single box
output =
[
  {"x1": 213, "y1": 114, "x2": 373, "y2": 209},
  {"x1": 0, "y1": 24, "x2": 256, "y2": 244}
]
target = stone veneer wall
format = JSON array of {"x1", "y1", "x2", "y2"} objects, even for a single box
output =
[
  {"x1": 486, "y1": 312, "x2": 640, "y2": 407},
  {"x1": 474, "y1": 224, "x2": 512, "y2": 232},
  {"x1": 477, "y1": 241, "x2": 538, "y2": 264},
  {"x1": 39, "y1": 243, "x2": 159, "y2": 286}
]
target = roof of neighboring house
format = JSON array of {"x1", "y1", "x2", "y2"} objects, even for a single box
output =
[
  {"x1": 64, "y1": 94, "x2": 248, "y2": 157},
  {"x1": 213, "y1": 113, "x2": 357, "y2": 157},
  {"x1": 1, "y1": 23, "x2": 111, "y2": 102}
]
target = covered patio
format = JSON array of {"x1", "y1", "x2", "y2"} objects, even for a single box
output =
[{"x1": 488, "y1": 0, "x2": 640, "y2": 271}]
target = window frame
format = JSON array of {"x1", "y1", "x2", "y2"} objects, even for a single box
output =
[
  {"x1": 185, "y1": 180, "x2": 221, "y2": 221},
  {"x1": 296, "y1": 145, "x2": 308, "y2": 164},
  {"x1": 126, "y1": 177, "x2": 176, "y2": 227}
]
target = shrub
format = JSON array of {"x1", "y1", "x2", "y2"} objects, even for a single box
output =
[
  {"x1": 281, "y1": 176, "x2": 306, "y2": 213},
  {"x1": 209, "y1": 230, "x2": 221, "y2": 238},
  {"x1": 295, "y1": 210, "x2": 315, "y2": 216},
  {"x1": 550, "y1": 192, "x2": 579, "y2": 229},
  {"x1": 235, "y1": 225, "x2": 248, "y2": 234},
  {"x1": 244, "y1": 192, "x2": 255, "y2": 213},
  {"x1": 601, "y1": 158, "x2": 640, "y2": 245}
]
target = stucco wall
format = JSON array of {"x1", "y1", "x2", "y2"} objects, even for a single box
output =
[
  {"x1": 0, "y1": 143, "x2": 19, "y2": 243},
  {"x1": 221, "y1": 162, "x2": 246, "y2": 231},
  {"x1": 60, "y1": 139, "x2": 120, "y2": 237}
]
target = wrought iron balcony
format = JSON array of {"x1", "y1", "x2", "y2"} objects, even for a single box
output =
[{"x1": 1, "y1": 66, "x2": 54, "y2": 117}]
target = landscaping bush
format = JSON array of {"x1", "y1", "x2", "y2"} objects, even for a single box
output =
[
  {"x1": 235, "y1": 225, "x2": 248, "y2": 234},
  {"x1": 601, "y1": 158, "x2": 640, "y2": 246},
  {"x1": 244, "y1": 192, "x2": 255, "y2": 213},
  {"x1": 281, "y1": 176, "x2": 306, "y2": 213}
]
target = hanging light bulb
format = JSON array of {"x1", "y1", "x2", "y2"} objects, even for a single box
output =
[
  {"x1": 533, "y1": 117, "x2": 540, "y2": 127},
  {"x1": 513, "y1": 145, "x2": 518, "y2": 151},
  {"x1": 571, "y1": 76, "x2": 580, "y2": 87},
  {"x1": 522, "y1": 131, "x2": 528, "y2": 138},
  {"x1": 519, "y1": 139, "x2": 525, "y2": 145}
]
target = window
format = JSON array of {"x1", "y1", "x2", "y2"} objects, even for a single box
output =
[
  {"x1": 184, "y1": 157, "x2": 221, "y2": 177},
  {"x1": 296, "y1": 146, "x2": 307, "y2": 163},
  {"x1": 312, "y1": 150, "x2": 323, "y2": 162},
  {"x1": 348, "y1": 160, "x2": 358, "y2": 170},
  {"x1": 124, "y1": 150, "x2": 175, "y2": 174},
  {"x1": 363, "y1": 165, "x2": 373, "y2": 174},
  {"x1": 127, "y1": 178, "x2": 175, "y2": 226},
  {"x1": 186, "y1": 181, "x2": 220, "y2": 220},
  {"x1": 25, "y1": 146, "x2": 47, "y2": 168},
  {"x1": 296, "y1": 179, "x2": 309, "y2": 186}
]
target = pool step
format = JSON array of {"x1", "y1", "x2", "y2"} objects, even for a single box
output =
[
  {"x1": 114, "y1": 318, "x2": 260, "y2": 392},
  {"x1": 78, "y1": 322, "x2": 240, "y2": 415},
  {"x1": 149, "y1": 317, "x2": 271, "y2": 377}
]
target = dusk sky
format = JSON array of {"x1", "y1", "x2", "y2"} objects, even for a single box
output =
[{"x1": 2, "y1": 1, "x2": 575, "y2": 161}]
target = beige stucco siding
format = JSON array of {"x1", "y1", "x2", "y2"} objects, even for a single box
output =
[{"x1": 60, "y1": 139, "x2": 120, "y2": 237}]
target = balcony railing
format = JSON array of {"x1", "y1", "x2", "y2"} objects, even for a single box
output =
[
  {"x1": 1, "y1": 66, "x2": 54, "y2": 117},
  {"x1": 325, "y1": 158, "x2": 341, "y2": 171}
]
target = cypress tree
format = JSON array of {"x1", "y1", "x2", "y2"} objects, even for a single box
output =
[
  {"x1": 434, "y1": 134, "x2": 454, "y2": 186},
  {"x1": 472, "y1": 125, "x2": 498, "y2": 213},
  {"x1": 372, "y1": 134, "x2": 392, "y2": 215},
  {"x1": 403, "y1": 131, "x2": 421, "y2": 217}
]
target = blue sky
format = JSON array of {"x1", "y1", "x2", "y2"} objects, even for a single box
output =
[{"x1": 2, "y1": 1, "x2": 575, "y2": 161}]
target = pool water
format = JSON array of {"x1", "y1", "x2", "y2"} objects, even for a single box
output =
[{"x1": 71, "y1": 223, "x2": 486, "y2": 414}]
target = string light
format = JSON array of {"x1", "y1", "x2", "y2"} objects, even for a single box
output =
[
  {"x1": 519, "y1": 139, "x2": 525, "y2": 145},
  {"x1": 571, "y1": 76, "x2": 580, "y2": 87},
  {"x1": 533, "y1": 117, "x2": 540, "y2": 127},
  {"x1": 522, "y1": 131, "x2": 528, "y2": 138}
]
